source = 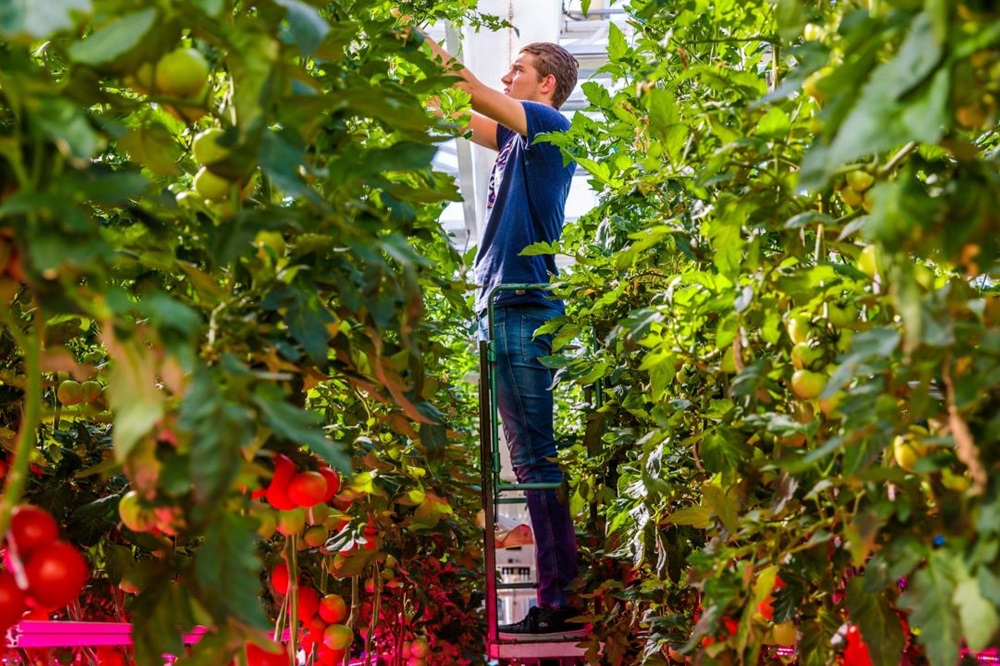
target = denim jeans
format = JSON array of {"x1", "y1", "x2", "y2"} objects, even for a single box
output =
[{"x1": 478, "y1": 305, "x2": 579, "y2": 609}]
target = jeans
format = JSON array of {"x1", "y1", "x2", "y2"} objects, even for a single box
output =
[{"x1": 478, "y1": 305, "x2": 579, "y2": 609}]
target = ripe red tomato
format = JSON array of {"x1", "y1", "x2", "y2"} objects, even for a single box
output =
[
  {"x1": 270, "y1": 561, "x2": 295, "y2": 596},
  {"x1": 95, "y1": 646, "x2": 127, "y2": 666},
  {"x1": 24, "y1": 541, "x2": 89, "y2": 608},
  {"x1": 0, "y1": 570, "x2": 27, "y2": 631},
  {"x1": 287, "y1": 471, "x2": 328, "y2": 508},
  {"x1": 297, "y1": 585, "x2": 320, "y2": 622},
  {"x1": 316, "y1": 644, "x2": 346, "y2": 665},
  {"x1": 265, "y1": 455, "x2": 297, "y2": 511},
  {"x1": 318, "y1": 467, "x2": 341, "y2": 501},
  {"x1": 843, "y1": 624, "x2": 873, "y2": 666},
  {"x1": 10, "y1": 505, "x2": 59, "y2": 557},
  {"x1": 246, "y1": 641, "x2": 289, "y2": 666}
]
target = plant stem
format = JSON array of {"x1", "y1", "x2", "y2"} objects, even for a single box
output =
[{"x1": 0, "y1": 310, "x2": 42, "y2": 536}]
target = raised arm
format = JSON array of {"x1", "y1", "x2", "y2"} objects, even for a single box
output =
[{"x1": 418, "y1": 31, "x2": 529, "y2": 148}]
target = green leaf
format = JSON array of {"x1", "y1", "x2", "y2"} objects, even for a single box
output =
[
  {"x1": 33, "y1": 97, "x2": 102, "y2": 158},
  {"x1": 700, "y1": 428, "x2": 750, "y2": 473},
  {"x1": 194, "y1": 512, "x2": 269, "y2": 628},
  {"x1": 178, "y1": 369, "x2": 249, "y2": 505},
  {"x1": 67, "y1": 8, "x2": 157, "y2": 66},
  {"x1": 273, "y1": 0, "x2": 329, "y2": 56},
  {"x1": 0, "y1": 0, "x2": 91, "y2": 42},
  {"x1": 799, "y1": 14, "x2": 949, "y2": 189},
  {"x1": 845, "y1": 574, "x2": 906, "y2": 666},
  {"x1": 607, "y1": 22, "x2": 628, "y2": 61},
  {"x1": 665, "y1": 506, "x2": 713, "y2": 529},
  {"x1": 954, "y1": 566, "x2": 1000, "y2": 651},
  {"x1": 118, "y1": 122, "x2": 183, "y2": 176},
  {"x1": 254, "y1": 390, "x2": 350, "y2": 471},
  {"x1": 775, "y1": 0, "x2": 805, "y2": 42},
  {"x1": 130, "y1": 571, "x2": 196, "y2": 666},
  {"x1": 104, "y1": 334, "x2": 164, "y2": 462},
  {"x1": 899, "y1": 551, "x2": 962, "y2": 666},
  {"x1": 755, "y1": 106, "x2": 790, "y2": 140},
  {"x1": 702, "y1": 483, "x2": 739, "y2": 535},
  {"x1": 261, "y1": 283, "x2": 333, "y2": 364}
]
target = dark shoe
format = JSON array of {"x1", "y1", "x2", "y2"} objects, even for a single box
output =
[{"x1": 498, "y1": 606, "x2": 585, "y2": 640}]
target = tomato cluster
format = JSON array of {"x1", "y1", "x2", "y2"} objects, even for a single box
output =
[
  {"x1": 263, "y1": 454, "x2": 341, "y2": 511},
  {"x1": 0, "y1": 504, "x2": 89, "y2": 634},
  {"x1": 262, "y1": 560, "x2": 353, "y2": 665}
]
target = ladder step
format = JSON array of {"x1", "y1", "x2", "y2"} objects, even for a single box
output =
[
  {"x1": 488, "y1": 639, "x2": 587, "y2": 659},
  {"x1": 497, "y1": 581, "x2": 537, "y2": 590},
  {"x1": 498, "y1": 482, "x2": 561, "y2": 491}
]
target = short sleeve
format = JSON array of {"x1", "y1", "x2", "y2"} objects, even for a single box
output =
[{"x1": 522, "y1": 101, "x2": 570, "y2": 147}]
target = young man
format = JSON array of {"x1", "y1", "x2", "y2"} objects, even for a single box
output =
[{"x1": 420, "y1": 32, "x2": 582, "y2": 638}]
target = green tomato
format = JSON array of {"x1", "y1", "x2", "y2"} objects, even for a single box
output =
[
  {"x1": 192, "y1": 128, "x2": 230, "y2": 166},
  {"x1": 857, "y1": 245, "x2": 880, "y2": 279},
  {"x1": 194, "y1": 167, "x2": 232, "y2": 201},
  {"x1": 155, "y1": 47, "x2": 210, "y2": 98},
  {"x1": 790, "y1": 369, "x2": 826, "y2": 400},
  {"x1": 785, "y1": 313, "x2": 812, "y2": 345}
]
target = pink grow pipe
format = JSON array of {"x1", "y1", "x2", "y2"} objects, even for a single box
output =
[{"x1": 4, "y1": 622, "x2": 208, "y2": 649}]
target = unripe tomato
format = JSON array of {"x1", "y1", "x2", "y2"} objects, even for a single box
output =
[
  {"x1": 0, "y1": 571, "x2": 27, "y2": 632},
  {"x1": 323, "y1": 624, "x2": 353, "y2": 651},
  {"x1": 192, "y1": 128, "x2": 230, "y2": 166},
  {"x1": 785, "y1": 313, "x2": 812, "y2": 345},
  {"x1": 24, "y1": 541, "x2": 89, "y2": 608},
  {"x1": 118, "y1": 490, "x2": 156, "y2": 533},
  {"x1": 277, "y1": 507, "x2": 307, "y2": 536},
  {"x1": 194, "y1": 167, "x2": 231, "y2": 201},
  {"x1": 409, "y1": 637, "x2": 430, "y2": 658},
  {"x1": 56, "y1": 380, "x2": 84, "y2": 406},
  {"x1": 790, "y1": 369, "x2": 826, "y2": 400},
  {"x1": 318, "y1": 593, "x2": 348, "y2": 624},
  {"x1": 79, "y1": 380, "x2": 103, "y2": 403},
  {"x1": 857, "y1": 245, "x2": 880, "y2": 279},
  {"x1": 845, "y1": 170, "x2": 874, "y2": 192},
  {"x1": 10, "y1": 505, "x2": 59, "y2": 557},
  {"x1": 303, "y1": 525, "x2": 329, "y2": 548},
  {"x1": 287, "y1": 471, "x2": 328, "y2": 508},
  {"x1": 155, "y1": 47, "x2": 210, "y2": 98}
]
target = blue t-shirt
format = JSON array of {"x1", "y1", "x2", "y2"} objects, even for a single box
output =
[{"x1": 473, "y1": 101, "x2": 576, "y2": 316}]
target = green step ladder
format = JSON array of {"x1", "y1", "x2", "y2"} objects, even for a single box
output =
[{"x1": 479, "y1": 284, "x2": 591, "y2": 666}]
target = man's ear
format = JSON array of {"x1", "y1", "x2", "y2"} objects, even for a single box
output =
[{"x1": 540, "y1": 74, "x2": 557, "y2": 97}]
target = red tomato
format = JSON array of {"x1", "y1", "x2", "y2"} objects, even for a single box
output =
[
  {"x1": 265, "y1": 455, "x2": 297, "y2": 510},
  {"x1": 843, "y1": 624, "x2": 873, "y2": 666},
  {"x1": 10, "y1": 505, "x2": 59, "y2": 557},
  {"x1": 24, "y1": 541, "x2": 89, "y2": 608},
  {"x1": 297, "y1": 585, "x2": 320, "y2": 622},
  {"x1": 246, "y1": 641, "x2": 289, "y2": 666},
  {"x1": 287, "y1": 471, "x2": 328, "y2": 508},
  {"x1": 318, "y1": 467, "x2": 341, "y2": 501},
  {"x1": 757, "y1": 576, "x2": 785, "y2": 621},
  {"x1": 0, "y1": 571, "x2": 27, "y2": 632},
  {"x1": 270, "y1": 561, "x2": 295, "y2": 596},
  {"x1": 95, "y1": 646, "x2": 127, "y2": 666},
  {"x1": 316, "y1": 644, "x2": 346, "y2": 665}
]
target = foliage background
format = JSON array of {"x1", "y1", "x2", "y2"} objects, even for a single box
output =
[{"x1": 2, "y1": 0, "x2": 1000, "y2": 665}]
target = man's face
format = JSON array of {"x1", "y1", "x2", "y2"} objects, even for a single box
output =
[{"x1": 501, "y1": 52, "x2": 549, "y2": 103}]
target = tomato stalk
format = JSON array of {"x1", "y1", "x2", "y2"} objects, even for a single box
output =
[{"x1": 0, "y1": 309, "x2": 43, "y2": 538}]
